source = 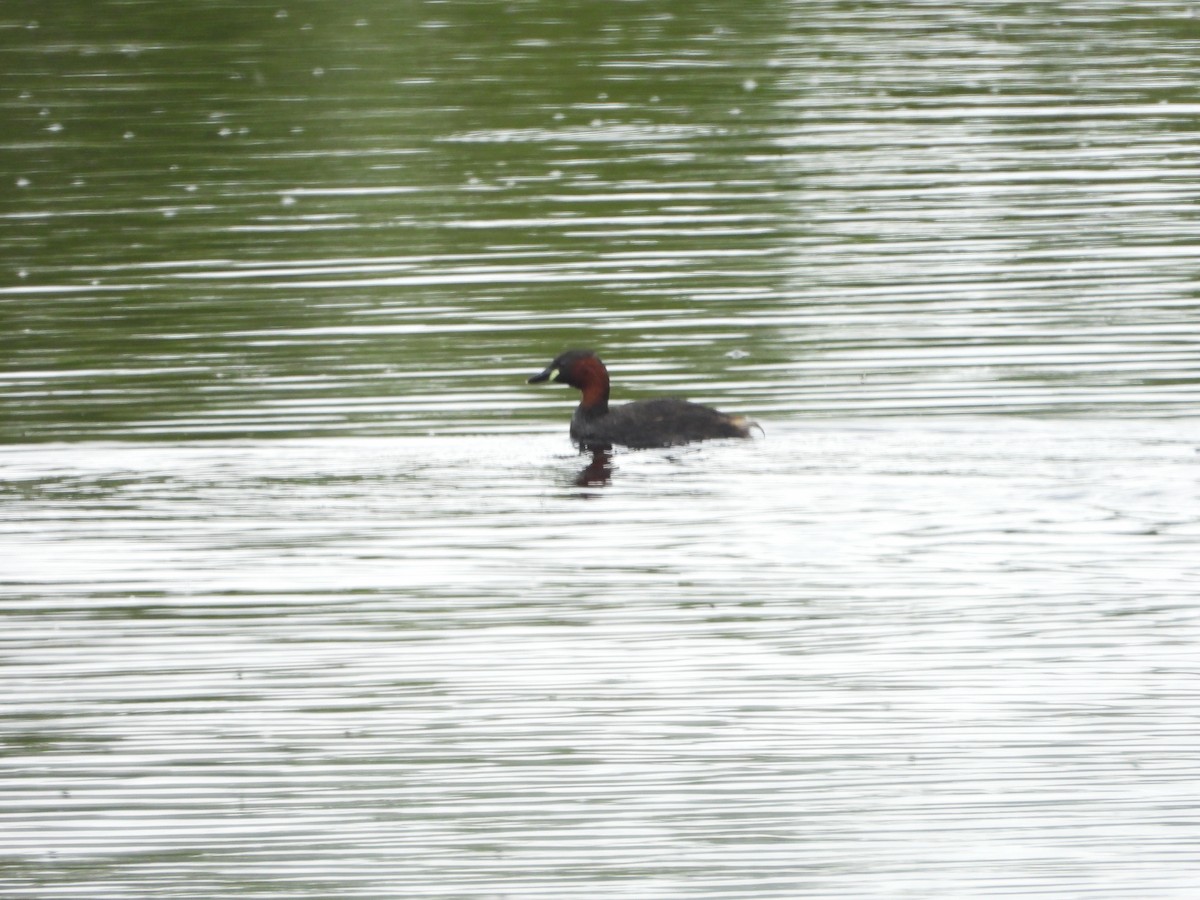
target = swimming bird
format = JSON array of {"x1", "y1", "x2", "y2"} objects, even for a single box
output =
[{"x1": 528, "y1": 349, "x2": 757, "y2": 450}]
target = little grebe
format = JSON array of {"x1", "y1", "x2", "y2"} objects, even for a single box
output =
[{"x1": 528, "y1": 349, "x2": 757, "y2": 450}]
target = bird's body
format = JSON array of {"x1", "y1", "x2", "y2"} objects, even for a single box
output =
[{"x1": 528, "y1": 349, "x2": 757, "y2": 451}]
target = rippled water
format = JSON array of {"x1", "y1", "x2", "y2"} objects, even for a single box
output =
[
  {"x1": 3, "y1": 1, "x2": 1200, "y2": 897},
  {"x1": 6, "y1": 0, "x2": 1200, "y2": 441},
  {"x1": 5, "y1": 421, "x2": 1199, "y2": 898}
]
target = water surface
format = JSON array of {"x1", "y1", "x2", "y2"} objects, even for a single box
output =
[
  {"x1": 3, "y1": 1, "x2": 1200, "y2": 897},
  {"x1": 4, "y1": 421, "x2": 1199, "y2": 898}
]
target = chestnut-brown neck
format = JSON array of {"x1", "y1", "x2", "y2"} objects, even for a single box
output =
[{"x1": 571, "y1": 355, "x2": 610, "y2": 414}]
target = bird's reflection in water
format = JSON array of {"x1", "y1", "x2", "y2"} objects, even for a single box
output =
[{"x1": 572, "y1": 448, "x2": 613, "y2": 487}]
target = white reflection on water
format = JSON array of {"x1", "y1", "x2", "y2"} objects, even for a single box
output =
[{"x1": 3, "y1": 419, "x2": 1198, "y2": 897}]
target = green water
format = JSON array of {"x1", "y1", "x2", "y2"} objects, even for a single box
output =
[{"x1": 5, "y1": 1, "x2": 1199, "y2": 441}]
